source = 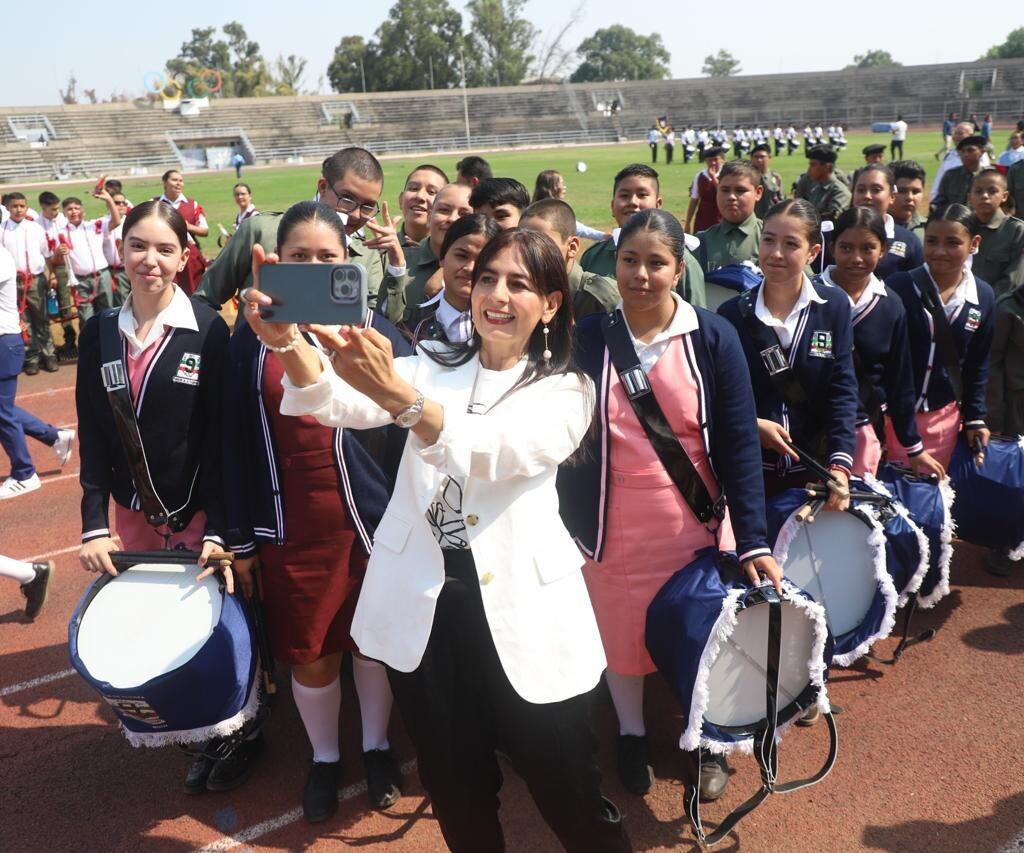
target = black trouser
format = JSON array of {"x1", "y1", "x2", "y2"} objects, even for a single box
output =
[
  {"x1": 389, "y1": 550, "x2": 631, "y2": 853},
  {"x1": 649, "y1": 142, "x2": 658, "y2": 163},
  {"x1": 774, "y1": 139, "x2": 783, "y2": 156},
  {"x1": 891, "y1": 139, "x2": 904, "y2": 159},
  {"x1": 665, "y1": 143, "x2": 674, "y2": 164}
]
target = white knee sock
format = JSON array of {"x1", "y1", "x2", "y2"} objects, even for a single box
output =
[
  {"x1": 352, "y1": 656, "x2": 393, "y2": 752},
  {"x1": 291, "y1": 673, "x2": 341, "y2": 763},
  {"x1": 605, "y1": 670, "x2": 646, "y2": 736},
  {"x1": 0, "y1": 555, "x2": 36, "y2": 585}
]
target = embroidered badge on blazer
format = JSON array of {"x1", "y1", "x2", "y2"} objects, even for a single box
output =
[
  {"x1": 888, "y1": 241, "x2": 907, "y2": 258},
  {"x1": 173, "y1": 353, "x2": 201, "y2": 385},
  {"x1": 965, "y1": 307, "x2": 982, "y2": 332},
  {"x1": 808, "y1": 330, "x2": 834, "y2": 358}
]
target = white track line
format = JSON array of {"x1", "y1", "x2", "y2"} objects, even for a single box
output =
[
  {"x1": 20, "y1": 543, "x2": 82, "y2": 562},
  {"x1": 38, "y1": 470, "x2": 80, "y2": 485},
  {"x1": 0, "y1": 668, "x2": 76, "y2": 698},
  {"x1": 16, "y1": 385, "x2": 75, "y2": 402},
  {"x1": 195, "y1": 759, "x2": 419, "y2": 852}
]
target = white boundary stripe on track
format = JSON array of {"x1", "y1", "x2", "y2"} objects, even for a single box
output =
[
  {"x1": 0, "y1": 668, "x2": 76, "y2": 698},
  {"x1": 195, "y1": 759, "x2": 419, "y2": 852},
  {"x1": 16, "y1": 385, "x2": 75, "y2": 402}
]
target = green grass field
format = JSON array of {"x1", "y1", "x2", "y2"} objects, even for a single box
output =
[{"x1": 17, "y1": 131, "x2": 958, "y2": 259}]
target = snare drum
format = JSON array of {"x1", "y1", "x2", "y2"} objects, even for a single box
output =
[
  {"x1": 769, "y1": 489, "x2": 898, "y2": 666},
  {"x1": 705, "y1": 264, "x2": 763, "y2": 312},
  {"x1": 69, "y1": 551, "x2": 259, "y2": 747},
  {"x1": 949, "y1": 434, "x2": 1024, "y2": 558}
]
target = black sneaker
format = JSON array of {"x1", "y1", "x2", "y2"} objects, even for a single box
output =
[
  {"x1": 206, "y1": 733, "x2": 263, "y2": 792},
  {"x1": 21, "y1": 561, "x2": 54, "y2": 620},
  {"x1": 616, "y1": 734, "x2": 653, "y2": 795},
  {"x1": 42, "y1": 355, "x2": 59, "y2": 373},
  {"x1": 303, "y1": 760, "x2": 340, "y2": 823},
  {"x1": 23, "y1": 362, "x2": 39, "y2": 376},
  {"x1": 987, "y1": 550, "x2": 1013, "y2": 578},
  {"x1": 183, "y1": 749, "x2": 217, "y2": 795},
  {"x1": 699, "y1": 753, "x2": 730, "y2": 802},
  {"x1": 363, "y1": 748, "x2": 401, "y2": 810}
]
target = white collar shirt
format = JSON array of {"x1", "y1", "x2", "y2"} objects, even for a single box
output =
[
  {"x1": 160, "y1": 194, "x2": 208, "y2": 231},
  {"x1": 65, "y1": 219, "x2": 109, "y2": 277},
  {"x1": 822, "y1": 266, "x2": 887, "y2": 320},
  {"x1": 0, "y1": 246, "x2": 20, "y2": 334},
  {"x1": 421, "y1": 286, "x2": 473, "y2": 343},
  {"x1": 117, "y1": 284, "x2": 197, "y2": 357},
  {"x1": 924, "y1": 263, "x2": 978, "y2": 322},
  {"x1": 754, "y1": 274, "x2": 827, "y2": 350},
  {"x1": 38, "y1": 212, "x2": 68, "y2": 239},
  {"x1": 1, "y1": 218, "x2": 48, "y2": 274},
  {"x1": 616, "y1": 291, "x2": 699, "y2": 373}
]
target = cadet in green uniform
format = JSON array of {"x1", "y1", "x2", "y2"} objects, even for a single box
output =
[
  {"x1": 932, "y1": 135, "x2": 987, "y2": 210},
  {"x1": 396, "y1": 164, "x2": 448, "y2": 248},
  {"x1": 520, "y1": 198, "x2": 619, "y2": 318},
  {"x1": 696, "y1": 160, "x2": 765, "y2": 273},
  {"x1": 794, "y1": 145, "x2": 852, "y2": 222},
  {"x1": 862, "y1": 143, "x2": 886, "y2": 165},
  {"x1": 1008, "y1": 159, "x2": 1024, "y2": 217},
  {"x1": 381, "y1": 182, "x2": 473, "y2": 328},
  {"x1": 968, "y1": 169, "x2": 1024, "y2": 296},
  {"x1": 579, "y1": 163, "x2": 706, "y2": 306},
  {"x1": 196, "y1": 147, "x2": 395, "y2": 310},
  {"x1": 891, "y1": 160, "x2": 928, "y2": 236},
  {"x1": 751, "y1": 143, "x2": 784, "y2": 220}
]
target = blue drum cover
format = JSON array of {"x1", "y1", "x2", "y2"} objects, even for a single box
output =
[
  {"x1": 646, "y1": 547, "x2": 833, "y2": 755},
  {"x1": 68, "y1": 573, "x2": 258, "y2": 747},
  {"x1": 949, "y1": 434, "x2": 1024, "y2": 557},
  {"x1": 860, "y1": 475, "x2": 930, "y2": 607},
  {"x1": 768, "y1": 489, "x2": 898, "y2": 666},
  {"x1": 875, "y1": 464, "x2": 955, "y2": 608},
  {"x1": 704, "y1": 263, "x2": 763, "y2": 295}
]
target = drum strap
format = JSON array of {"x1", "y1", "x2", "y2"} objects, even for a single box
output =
[
  {"x1": 99, "y1": 310, "x2": 183, "y2": 531},
  {"x1": 911, "y1": 267, "x2": 964, "y2": 405},
  {"x1": 684, "y1": 591, "x2": 839, "y2": 846},
  {"x1": 737, "y1": 289, "x2": 811, "y2": 410},
  {"x1": 601, "y1": 311, "x2": 725, "y2": 528}
]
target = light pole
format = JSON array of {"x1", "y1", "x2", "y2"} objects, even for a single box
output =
[{"x1": 460, "y1": 45, "x2": 470, "y2": 148}]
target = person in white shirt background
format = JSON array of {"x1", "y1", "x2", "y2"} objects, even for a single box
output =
[
  {"x1": 932, "y1": 121, "x2": 992, "y2": 203},
  {"x1": 0, "y1": 244, "x2": 75, "y2": 500},
  {"x1": 891, "y1": 114, "x2": 909, "y2": 160},
  {"x1": 232, "y1": 182, "x2": 260, "y2": 230},
  {"x1": 37, "y1": 190, "x2": 79, "y2": 355},
  {"x1": 0, "y1": 192, "x2": 56, "y2": 373},
  {"x1": 998, "y1": 131, "x2": 1024, "y2": 168},
  {"x1": 60, "y1": 189, "x2": 122, "y2": 322}
]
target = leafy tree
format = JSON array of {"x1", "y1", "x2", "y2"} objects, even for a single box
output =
[
  {"x1": 982, "y1": 27, "x2": 1024, "y2": 60},
  {"x1": 328, "y1": 36, "x2": 373, "y2": 93},
  {"x1": 464, "y1": 0, "x2": 536, "y2": 87},
  {"x1": 273, "y1": 54, "x2": 308, "y2": 96},
  {"x1": 848, "y1": 49, "x2": 901, "y2": 69},
  {"x1": 166, "y1": 22, "x2": 269, "y2": 98},
  {"x1": 372, "y1": 0, "x2": 465, "y2": 91},
  {"x1": 569, "y1": 25, "x2": 670, "y2": 83},
  {"x1": 701, "y1": 49, "x2": 741, "y2": 77}
]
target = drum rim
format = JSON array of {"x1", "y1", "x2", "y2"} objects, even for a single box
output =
[{"x1": 861, "y1": 473, "x2": 931, "y2": 605}]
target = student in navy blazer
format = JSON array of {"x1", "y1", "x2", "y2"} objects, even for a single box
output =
[
  {"x1": 849, "y1": 164, "x2": 925, "y2": 281},
  {"x1": 718, "y1": 199, "x2": 859, "y2": 505},
  {"x1": 815, "y1": 207, "x2": 946, "y2": 478},
  {"x1": 884, "y1": 204, "x2": 995, "y2": 469}
]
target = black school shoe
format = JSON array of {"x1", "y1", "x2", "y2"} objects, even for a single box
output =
[
  {"x1": 363, "y1": 748, "x2": 402, "y2": 810},
  {"x1": 617, "y1": 734, "x2": 653, "y2": 795},
  {"x1": 699, "y1": 753, "x2": 730, "y2": 802},
  {"x1": 184, "y1": 751, "x2": 217, "y2": 795},
  {"x1": 206, "y1": 733, "x2": 264, "y2": 792},
  {"x1": 21, "y1": 561, "x2": 54, "y2": 620},
  {"x1": 303, "y1": 761, "x2": 340, "y2": 823},
  {"x1": 986, "y1": 550, "x2": 1014, "y2": 578}
]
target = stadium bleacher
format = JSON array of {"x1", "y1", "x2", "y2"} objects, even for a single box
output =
[{"x1": 2, "y1": 58, "x2": 1023, "y2": 183}]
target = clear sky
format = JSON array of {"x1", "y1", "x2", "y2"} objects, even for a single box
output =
[{"x1": 3, "y1": 1, "x2": 1013, "y2": 107}]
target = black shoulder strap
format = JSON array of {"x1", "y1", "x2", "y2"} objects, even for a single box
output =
[
  {"x1": 98, "y1": 310, "x2": 178, "y2": 530},
  {"x1": 601, "y1": 311, "x2": 724, "y2": 526},
  {"x1": 852, "y1": 347, "x2": 883, "y2": 431},
  {"x1": 910, "y1": 267, "x2": 964, "y2": 404},
  {"x1": 737, "y1": 288, "x2": 810, "y2": 410}
]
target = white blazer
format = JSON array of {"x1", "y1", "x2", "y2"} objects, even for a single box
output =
[{"x1": 280, "y1": 342, "x2": 607, "y2": 704}]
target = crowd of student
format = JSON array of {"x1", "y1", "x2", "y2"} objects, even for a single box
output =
[{"x1": 1, "y1": 131, "x2": 1023, "y2": 851}]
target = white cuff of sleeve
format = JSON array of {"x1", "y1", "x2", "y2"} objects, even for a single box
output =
[
  {"x1": 386, "y1": 264, "x2": 406, "y2": 277},
  {"x1": 279, "y1": 350, "x2": 335, "y2": 415}
]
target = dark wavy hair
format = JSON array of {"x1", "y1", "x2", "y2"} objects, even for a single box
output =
[
  {"x1": 438, "y1": 212, "x2": 501, "y2": 260},
  {"x1": 123, "y1": 199, "x2": 189, "y2": 250},
  {"x1": 422, "y1": 227, "x2": 583, "y2": 395},
  {"x1": 926, "y1": 202, "x2": 974, "y2": 236},
  {"x1": 275, "y1": 200, "x2": 348, "y2": 253},
  {"x1": 617, "y1": 208, "x2": 688, "y2": 265}
]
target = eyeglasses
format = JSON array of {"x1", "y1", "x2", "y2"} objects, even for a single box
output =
[{"x1": 324, "y1": 182, "x2": 379, "y2": 218}]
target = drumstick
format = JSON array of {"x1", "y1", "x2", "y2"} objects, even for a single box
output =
[
  {"x1": 785, "y1": 440, "x2": 840, "y2": 484},
  {"x1": 972, "y1": 435, "x2": 986, "y2": 467},
  {"x1": 795, "y1": 499, "x2": 825, "y2": 524},
  {"x1": 804, "y1": 485, "x2": 891, "y2": 505}
]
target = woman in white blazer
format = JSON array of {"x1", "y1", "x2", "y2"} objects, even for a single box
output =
[{"x1": 242, "y1": 228, "x2": 631, "y2": 853}]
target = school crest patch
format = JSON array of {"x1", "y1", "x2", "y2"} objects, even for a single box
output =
[
  {"x1": 808, "y1": 330, "x2": 834, "y2": 359},
  {"x1": 173, "y1": 353, "x2": 201, "y2": 385},
  {"x1": 965, "y1": 307, "x2": 982, "y2": 333},
  {"x1": 889, "y1": 241, "x2": 907, "y2": 258}
]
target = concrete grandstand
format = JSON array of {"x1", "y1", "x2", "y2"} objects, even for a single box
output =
[{"x1": 2, "y1": 57, "x2": 1023, "y2": 184}]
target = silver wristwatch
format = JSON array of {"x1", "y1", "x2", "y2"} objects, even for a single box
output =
[{"x1": 394, "y1": 390, "x2": 426, "y2": 428}]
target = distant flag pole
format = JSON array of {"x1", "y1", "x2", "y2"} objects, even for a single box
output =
[{"x1": 460, "y1": 45, "x2": 471, "y2": 148}]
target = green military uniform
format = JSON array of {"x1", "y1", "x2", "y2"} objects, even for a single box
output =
[
  {"x1": 382, "y1": 236, "x2": 439, "y2": 327},
  {"x1": 755, "y1": 172, "x2": 784, "y2": 220},
  {"x1": 895, "y1": 210, "x2": 926, "y2": 238},
  {"x1": 971, "y1": 210, "x2": 1024, "y2": 296},
  {"x1": 195, "y1": 213, "x2": 389, "y2": 311},
  {"x1": 986, "y1": 286, "x2": 1024, "y2": 435},
  {"x1": 568, "y1": 264, "x2": 618, "y2": 319},
  {"x1": 795, "y1": 173, "x2": 851, "y2": 221},
  {"x1": 932, "y1": 165, "x2": 982, "y2": 209},
  {"x1": 397, "y1": 224, "x2": 422, "y2": 249},
  {"x1": 695, "y1": 215, "x2": 762, "y2": 273},
  {"x1": 578, "y1": 236, "x2": 707, "y2": 307},
  {"x1": 1009, "y1": 161, "x2": 1024, "y2": 219},
  {"x1": 49, "y1": 261, "x2": 77, "y2": 350}
]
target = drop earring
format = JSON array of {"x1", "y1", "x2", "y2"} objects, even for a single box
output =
[{"x1": 542, "y1": 325, "x2": 552, "y2": 361}]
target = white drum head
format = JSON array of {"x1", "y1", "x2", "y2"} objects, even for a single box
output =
[
  {"x1": 780, "y1": 511, "x2": 876, "y2": 638},
  {"x1": 77, "y1": 564, "x2": 222, "y2": 688},
  {"x1": 705, "y1": 600, "x2": 814, "y2": 728},
  {"x1": 705, "y1": 283, "x2": 741, "y2": 312}
]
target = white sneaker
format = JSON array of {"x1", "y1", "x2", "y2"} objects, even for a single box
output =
[
  {"x1": 53, "y1": 428, "x2": 76, "y2": 466},
  {"x1": 0, "y1": 474, "x2": 42, "y2": 499}
]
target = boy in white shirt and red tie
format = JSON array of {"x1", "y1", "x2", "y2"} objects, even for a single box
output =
[{"x1": 60, "y1": 189, "x2": 122, "y2": 323}]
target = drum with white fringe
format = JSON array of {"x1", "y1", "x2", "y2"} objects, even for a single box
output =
[
  {"x1": 949, "y1": 434, "x2": 1024, "y2": 558},
  {"x1": 704, "y1": 264, "x2": 763, "y2": 312},
  {"x1": 768, "y1": 489, "x2": 898, "y2": 666},
  {"x1": 68, "y1": 551, "x2": 258, "y2": 747},
  {"x1": 859, "y1": 474, "x2": 931, "y2": 607}
]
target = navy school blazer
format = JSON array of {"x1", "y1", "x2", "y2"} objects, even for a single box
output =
[
  {"x1": 813, "y1": 272, "x2": 924, "y2": 457},
  {"x1": 822, "y1": 222, "x2": 924, "y2": 282},
  {"x1": 886, "y1": 266, "x2": 995, "y2": 427},
  {"x1": 557, "y1": 309, "x2": 772, "y2": 563},
  {"x1": 717, "y1": 280, "x2": 859, "y2": 474},
  {"x1": 222, "y1": 315, "x2": 413, "y2": 558}
]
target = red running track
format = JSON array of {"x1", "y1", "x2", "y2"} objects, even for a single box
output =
[{"x1": 2, "y1": 364, "x2": 1024, "y2": 852}]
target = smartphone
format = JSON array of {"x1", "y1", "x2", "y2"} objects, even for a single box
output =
[
  {"x1": 93, "y1": 175, "x2": 107, "y2": 195},
  {"x1": 258, "y1": 263, "x2": 368, "y2": 326}
]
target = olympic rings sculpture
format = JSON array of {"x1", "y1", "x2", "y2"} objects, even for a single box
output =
[{"x1": 143, "y1": 68, "x2": 223, "y2": 101}]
